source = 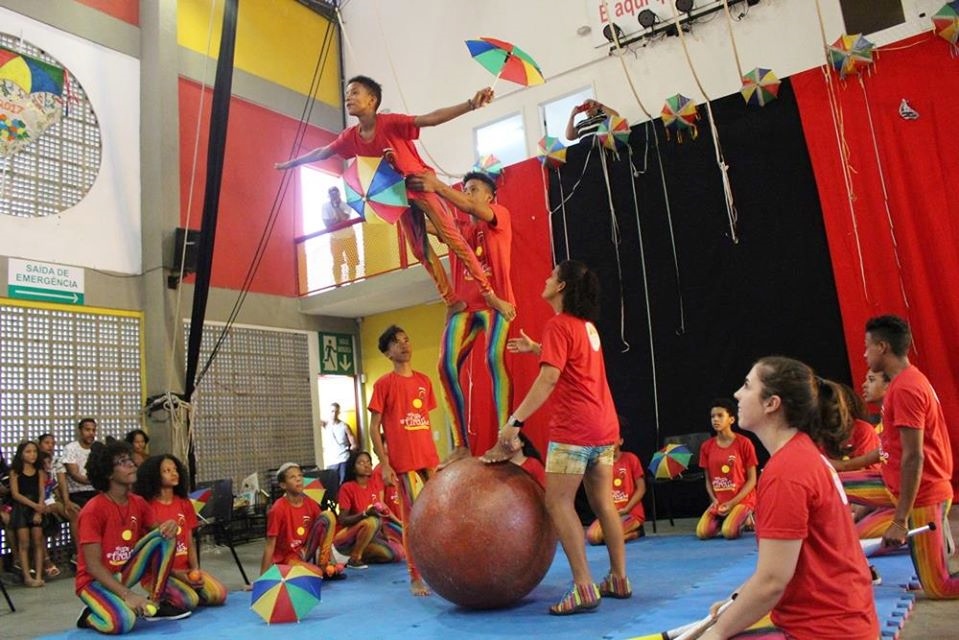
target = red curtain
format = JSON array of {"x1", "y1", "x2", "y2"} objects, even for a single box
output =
[
  {"x1": 792, "y1": 34, "x2": 959, "y2": 494},
  {"x1": 457, "y1": 158, "x2": 557, "y2": 457}
]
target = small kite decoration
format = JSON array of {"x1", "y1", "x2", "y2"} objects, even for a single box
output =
[
  {"x1": 661, "y1": 94, "x2": 699, "y2": 142},
  {"x1": 740, "y1": 67, "x2": 781, "y2": 107},
  {"x1": 933, "y1": 1, "x2": 959, "y2": 52},
  {"x1": 536, "y1": 136, "x2": 567, "y2": 169},
  {"x1": 472, "y1": 154, "x2": 504, "y2": 180},
  {"x1": 827, "y1": 34, "x2": 875, "y2": 80}
]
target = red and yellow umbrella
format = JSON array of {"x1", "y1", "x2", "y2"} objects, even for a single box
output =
[
  {"x1": 250, "y1": 564, "x2": 323, "y2": 624},
  {"x1": 465, "y1": 37, "x2": 544, "y2": 87}
]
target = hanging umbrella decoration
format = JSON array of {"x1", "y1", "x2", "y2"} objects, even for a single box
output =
[
  {"x1": 740, "y1": 67, "x2": 781, "y2": 107},
  {"x1": 188, "y1": 487, "x2": 213, "y2": 519},
  {"x1": 465, "y1": 37, "x2": 545, "y2": 90},
  {"x1": 472, "y1": 154, "x2": 504, "y2": 180},
  {"x1": 342, "y1": 155, "x2": 409, "y2": 225},
  {"x1": 595, "y1": 115, "x2": 631, "y2": 152},
  {"x1": 661, "y1": 94, "x2": 700, "y2": 143},
  {"x1": 827, "y1": 34, "x2": 875, "y2": 80},
  {"x1": 933, "y1": 1, "x2": 959, "y2": 53},
  {"x1": 250, "y1": 563, "x2": 324, "y2": 624},
  {"x1": 537, "y1": 136, "x2": 567, "y2": 169},
  {"x1": 647, "y1": 443, "x2": 693, "y2": 479},
  {"x1": 0, "y1": 46, "x2": 66, "y2": 156}
]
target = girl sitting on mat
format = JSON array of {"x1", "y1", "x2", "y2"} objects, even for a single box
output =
[
  {"x1": 586, "y1": 434, "x2": 645, "y2": 545},
  {"x1": 334, "y1": 450, "x2": 401, "y2": 568},
  {"x1": 698, "y1": 357, "x2": 879, "y2": 640}
]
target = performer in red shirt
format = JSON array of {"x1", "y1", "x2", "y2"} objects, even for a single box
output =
[
  {"x1": 259, "y1": 463, "x2": 341, "y2": 580},
  {"x1": 482, "y1": 260, "x2": 629, "y2": 615},
  {"x1": 334, "y1": 450, "x2": 399, "y2": 568},
  {"x1": 276, "y1": 76, "x2": 514, "y2": 320},
  {"x1": 697, "y1": 399, "x2": 757, "y2": 541},
  {"x1": 135, "y1": 454, "x2": 227, "y2": 609},
  {"x1": 407, "y1": 170, "x2": 516, "y2": 468},
  {"x1": 369, "y1": 325, "x2": 440, "y2": 596},
  {"x1": 586, "y1": 436, "x2": 646, "y2": 545},
  {"x1": 74, "y1": 441, "x2": 191, "y2": 634},
  {"x1": 697, "y1": 357, "x2": 879, "y2": 640}
]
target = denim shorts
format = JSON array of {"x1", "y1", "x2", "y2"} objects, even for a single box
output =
[{"x1": 545, "y1": 442, "x2": 615, "y2": 475}]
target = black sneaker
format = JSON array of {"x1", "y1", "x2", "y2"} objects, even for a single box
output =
[
  {"x1": 347, "y1": 558, "x2": 369, "y2": 570},
  {"x1": 76, "y1": 606, "x2": 92, "y2": 629},
  {"x1": 143, "y1": 601, "x2": 192, "y2": 622}
]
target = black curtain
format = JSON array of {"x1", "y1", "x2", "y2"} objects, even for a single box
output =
[{"x1": 549, "y1": 80, "x2": 850, "y2": 493}]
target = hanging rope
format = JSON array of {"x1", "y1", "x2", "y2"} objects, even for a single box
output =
[
  {"x1": 597, "y1": 146, "x2": 630, "y2": 352},
  {"x1": 720, "y1": 0, "x2": 746, "y2": 80},
  {"x1": 556, "y1": 171, "x2": 571, "y2": 261}
]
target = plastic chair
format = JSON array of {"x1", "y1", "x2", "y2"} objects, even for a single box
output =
[{"x1": 648, "y1": 432, "x2": 712, "y2": 530}]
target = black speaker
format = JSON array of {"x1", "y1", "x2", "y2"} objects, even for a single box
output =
[{"x1": 173, "y1": 227, "x2": 200, "y2": 274}]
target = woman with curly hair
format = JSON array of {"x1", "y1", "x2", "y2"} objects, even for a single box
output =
[
  {"x1": 135, "y1": 454, "x2": 227, "y2": 609},
  {"x1": 74, "y1": 440, "x2": 191, "y2": 634}
]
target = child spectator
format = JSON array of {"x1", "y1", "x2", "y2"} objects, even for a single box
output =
[
  {"x1": 586, "y1": 436, "x2": 645, "y2": 545},
  {"x1": 134, "y1": 454, "x2": 227, "y2": 608},
  {"x1": 510, "y1": 432, "x2": 547, "y2": 489},
  {"x1": 37, "y1": 449, "x2": 65, "y2": 578},
  {"x1": 9, "y1": 440, "x2": 47, "y2": 587},
  {"x1": 74, "y1": 440, "x2": 191, "y2": 633},
  {"x1": 368, "y1": 325, "x2": 441, "y2": 596},
  {"x1": 259, "y1": 462, "x2": 344, "y2": 580},
  {"x1": 696, "y1": 399, "x2": 758, "y2": 540},
  {"x1": 334, "y1": 450, "x2": 398, "y2": 568},
  {"x1": 861, "y1": 369, "x2": 889, "y2": 431},
  {"x1": 820, "y1": 382, "x2": 881, "y2": 472}
]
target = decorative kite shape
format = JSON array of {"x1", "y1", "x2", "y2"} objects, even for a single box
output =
[
  {"x1": 595, "y1": 115, "x2": 631, "y2": 151},
  {"x1": 0, "y1": 46, "x2": 66, "y2": 156},
  {"x1": 250, "y1": 564, "x2": 323, "y2": 624},
  {"x1": 472, "y1": 154, "x2": 504, "y2": 179},
  {"x1": 465, "y1": 37, "x2": 545, "y2": 87},
  {"x1": 302, "y1": 476, "x2": 326, "y2": 506},
  {"x1": 828, "y1": 34, "x2": 875, "y2": 80},
  {"x1": 740, "y1": 67, "x2": 781, "y2": 107},
  {"x1": 537, "y1": 135, "x2": 567, "y2": 169},
  {"x1": 342, "y1": 155, "x2": 409, "y2": 225},
  {"x1": 647, "y1": 443, "x2": 693, "y2": 480},
  {"x1": 661, "y1": 94, "x2": 699, "y2": 143},
  {"x1": 188, "y1": 487, "x2": 212, "y2": 518},
  {"x1": 933, "y1": 1, "x2": 959, "y2": 51}
]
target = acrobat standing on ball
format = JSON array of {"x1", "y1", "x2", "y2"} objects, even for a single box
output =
[{"x1": 482, "y1": 260, "x2": 630, "y2": 615}]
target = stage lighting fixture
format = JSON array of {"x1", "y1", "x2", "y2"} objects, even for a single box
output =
[
  {"x1": 603, "y1": 22, "x2": 626, "y2": 43},
  {"x1": 676, "y1": 0, "x2": 694, "y2": 12},
  {"x1": 638, "y1": 9, "x2": 657, "y2": 28}
]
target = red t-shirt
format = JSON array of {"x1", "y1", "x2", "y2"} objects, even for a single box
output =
[
  {"x1": 75, "y1": 493, "x2": 155, "y2": 594},
  {"x1": 450, "y1": 204, "x2": 514, "y2": 312},
  {"x1": 700, "y1": 435, "x2": 758, "y2": 509},
  {"x1": 519, "y1": 457, "x2": 546, "y2": 489},
  {"x1": 844, "y1": 419, "x2": 881, "y2": 470},
  {"x1": 368, "y1": 371, "x2": 440, "y2": 474},
  {"x1": 149, "y1": 496, "x2": 197, "y2": 572},
  {"x1": 336, "y1": 480, "x2": 382, "y2": 532},
  {"x1": 880, "y1": 365, "x2": 954, "y2": 506},
  {"x1": 327, "y1": 113, "x2": 428, "y2": 187},
  {"x1": 757, "y1": 432, "x2": 878, "y2": 639},
  {"x1": 539, "y1": 313, "x2": 618, "y2": 446},
  {"x1": 266, "y1": 495, "x2": 322, "y2": 564},
  {"x1": 611, "y1": 451, "x2": 646, "y2": 521}
]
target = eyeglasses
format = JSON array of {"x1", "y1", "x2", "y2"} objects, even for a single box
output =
[{"x1": 114, "y1": 457, "x2": 136, "y2": 467}]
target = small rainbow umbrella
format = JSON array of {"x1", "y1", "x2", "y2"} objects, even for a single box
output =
[
  {"x1": 302, "y1": 476, "x2": 326, "y2": 506},
  {"x1": 741, "y1": 67, "x2": 781, "y2": 107},
  {"x1": 595, "y1": 115, "x2": 631, "y2": 151},
  {"x1": 661, "y1": 94, "x2": 699, "y2": 142},
  {"x1": 342, "y1": 155, "x2": 409, "y2": 225},
  {"x1": 472, "y1": 154, "x2": 504, "y2": 179},
  {"x1": 466, "y1": 37, "x2": 545, "y2": 87},
  {"x1": 828, "y1": 34, "x2": 875, "y2": 80},
  {"x1": 189, "y1": 487, "x2": 212, "y2": 518},
  {"x1": 647, "y1": 443, "x2": 693, "y2": 479},
  {"x1": 933, "y1": 1, "x2": 959, "y2": 50},
  {"x1": 0, "y1": 48, "x2": 65, "y2": 97},
  {"x1": 537, "y1": 136, "x2": 567, "y2": 169},
  {"x1": 250, "y1": 563, "x2": 323, "y2": 624}
]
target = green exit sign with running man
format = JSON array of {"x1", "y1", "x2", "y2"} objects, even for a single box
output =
[{"x1": 319, "y1": 332, "x2": 355, "y2": 375}]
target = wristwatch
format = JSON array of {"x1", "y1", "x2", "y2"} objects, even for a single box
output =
[{"x1": 506, "y1": 415, "x2": 524, "y2": 428}]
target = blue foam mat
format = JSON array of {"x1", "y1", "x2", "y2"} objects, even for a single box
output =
[{"x1": 42, "y1": 535, "x2": 918, "y2": 640}]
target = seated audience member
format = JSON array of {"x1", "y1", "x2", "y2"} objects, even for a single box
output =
[
  {"x1": 334, "y1": 450, "x2": 399, "y2": 568},
  {"x1": 697, "y1": 399, "x2": 757, "y2": 540},
  {"x1": 124, "y1": 430, "x2": 150, "y2": 467},
  {"x1": 9, "y1": 441, "x2": 48, "y2": 587},
  {"x1": 510, "y1": 432, "x2": 547, "y2": 490},
  {"x1": 586, "y1": 436, "x2": 644, "y2": 545}
]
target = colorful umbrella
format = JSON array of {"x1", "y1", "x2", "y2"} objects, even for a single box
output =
[
  {"x1": 740, "y1": 67, "x2": 781, "y2": 107},
  {"x1": 828, "y1": 34, "x2": 875, "y2": 80},
  {"x1": 465, "y1": 37, "x2": 544, "y2": 87},
  {"x1": 342, "y1": 155, "x2": 409, "y2": 225},
  {"x1": 647, "y1": 443, "x2": 693, "y2": 479},
  {"x1": 472, "y1": 154, "x2": 504, "y2": 180},
  {"x1": 188, "y1": 487, "x2": 213, "y2": 518},
  {"x1": 0, "y1": 46, "x2": 66, "y2": 157},
  {"x1": 933, "y1": 1, "x2": 959, "y2": 49},
  {"x1": 537, "y1": 136, "x2": 567, "y2": 169},
  {"x1": 250, "y1": 563, "x2": 323, "y2": 624},
  {"x1": 595, "y1": 115, "x2": 631, "y2": 151},
  {"x1": 302, "y1": 476, "x2": 326, "y2": 506},
  {"x1": 661, "y1": 94, "x2": 699, "y2": 142},
  {"x1": 0, "y1": 48, "x2": 65, "y2": 97}
]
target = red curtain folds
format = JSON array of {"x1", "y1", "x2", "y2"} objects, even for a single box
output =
[{"x1": 792, "y1": 34, "x2": 959, "y2": 494}]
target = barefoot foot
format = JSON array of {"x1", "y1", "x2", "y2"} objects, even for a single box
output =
[
  {"x1": 480, "y1": 439, "x2": 520, "y2": 464},
  {"x1": 410, "y1": 577, "x2": 431, "y2": 597}
]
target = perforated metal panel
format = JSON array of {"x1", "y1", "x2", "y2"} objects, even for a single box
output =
[{"x1": 186, "y1": 323, "x2": 315, "y2": 488}]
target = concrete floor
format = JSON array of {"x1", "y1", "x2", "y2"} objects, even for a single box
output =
[{"x1": 2, "y1": 514, "x2": 957, "y2": 639}]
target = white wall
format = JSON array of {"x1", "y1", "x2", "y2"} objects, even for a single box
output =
[
  {"x1": 0, "y1": 7, "x2": 141, "y2": 274},
  {"x1": 339, "y1": 0, "x2": 940, "y2": 175}
]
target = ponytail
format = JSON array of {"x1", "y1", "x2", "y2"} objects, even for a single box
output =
[{"x1": 754, "y1": 357, "x2": 850, "y2": 444}]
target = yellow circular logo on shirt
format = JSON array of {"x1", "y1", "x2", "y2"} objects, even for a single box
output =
[
  {"x1": 296, "y1": 526, "x2": 306, "y2": 536},
  {"x1": 475, "y1": 246, "x2": 484, "y2": 257},
  {"x1": 613, "y1": 478, "x2": 623, "y2": 487},
  {"x1": 121, "y1": 529, "x2": 133, "y2": 541},
  {"x1": 412, "y1": 398, "x2": 423, "y2": 409},
  {"x1": 721, "y1": 465, "x2": 730, "y2": 474},
  {"x1": 176, "y1": 526, "x2": 182, "y2": 535}
]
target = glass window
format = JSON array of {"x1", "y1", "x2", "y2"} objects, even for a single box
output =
[
  {"x1": 540, "y1": 88, "x2": 596, "y2": 146},
  {"x1": 474, "y1": 113, "x2": 526, "y2": 166},
  {"x1": 299, "y1": 166, "x2": 366, "y2": 288}
]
